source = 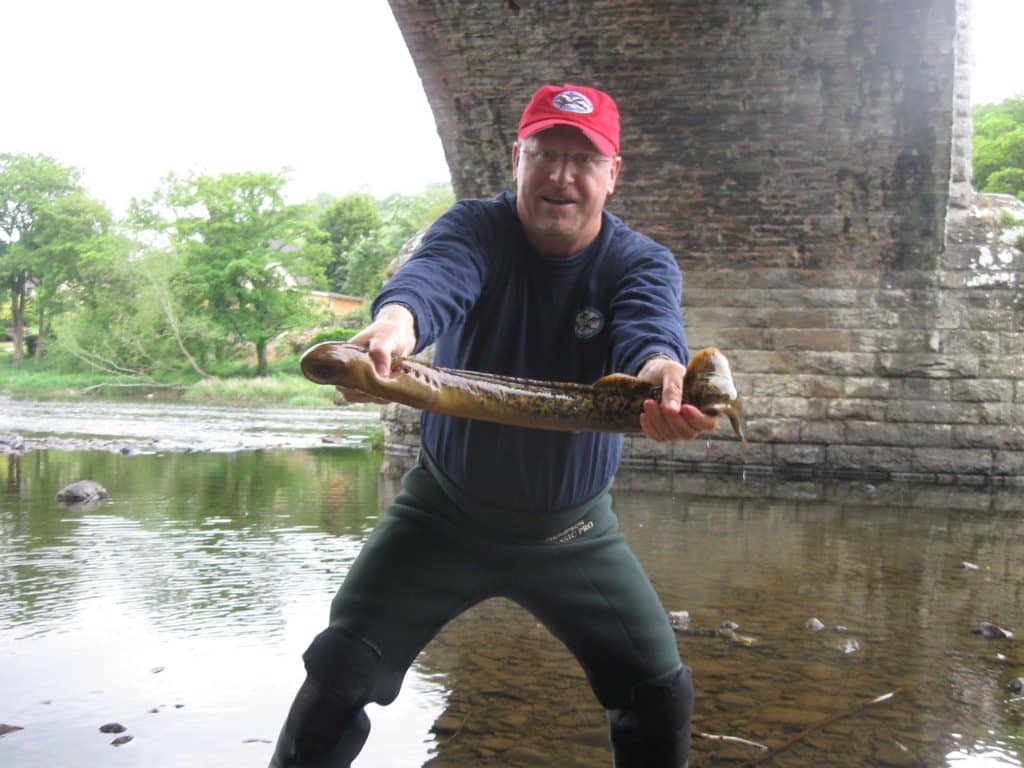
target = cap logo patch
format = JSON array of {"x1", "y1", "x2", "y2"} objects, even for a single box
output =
[{"x1": 552, "y1": 90, "x2": 594, "y2": 114}]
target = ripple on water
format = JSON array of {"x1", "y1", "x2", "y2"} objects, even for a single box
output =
[{"x1": 0, "y1": 396, "x2": 380, "y2": 452}]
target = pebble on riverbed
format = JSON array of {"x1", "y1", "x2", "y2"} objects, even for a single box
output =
[
  {"x1": 668, "y1": 610, "x2": 691, "y2": 629},
  {"x1": 972, "y1": 622, "x2": 1014, "y2": 640}
]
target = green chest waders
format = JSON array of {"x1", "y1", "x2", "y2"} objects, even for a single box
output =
[{"x1": 270, "y1": 460, "x2": 692, "y2": 767}]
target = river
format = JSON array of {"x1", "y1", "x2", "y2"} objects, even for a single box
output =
[{"x1": 1, "y1": 397, "x2": 1022, "y2": 767}]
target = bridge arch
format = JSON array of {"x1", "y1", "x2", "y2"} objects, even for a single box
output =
[{"x1": 385, "y1": 0, "x2": 1023, "y2": 484}]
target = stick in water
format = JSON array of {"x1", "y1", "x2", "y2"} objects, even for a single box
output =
[{"x1": 738, "y1": 688, "x2": 902, "y2": 767}]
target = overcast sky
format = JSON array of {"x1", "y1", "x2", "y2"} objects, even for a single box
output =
[{"x1": 3, "y1": 0, "x2": 1022, "y2": 216}]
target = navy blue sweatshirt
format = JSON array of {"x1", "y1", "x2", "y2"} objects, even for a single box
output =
[{"x1": 372, "y1": 192, "x2": 687, "y2": 514}]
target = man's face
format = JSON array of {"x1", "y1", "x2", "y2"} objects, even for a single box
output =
[{"x1": 513, "y1": 125, "x2": 621, "y2": 257}]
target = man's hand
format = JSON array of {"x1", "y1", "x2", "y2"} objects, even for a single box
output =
[
  {"x1": 336, "y1": 304, "x2": 417, "y2": 404},
  {"x1": 636, "y1": 355, "x2": 719, "y2": 443}
]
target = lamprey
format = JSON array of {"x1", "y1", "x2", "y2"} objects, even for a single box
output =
[{"x1": 300, "y1": 343, "x2": 746, "y2": 443}]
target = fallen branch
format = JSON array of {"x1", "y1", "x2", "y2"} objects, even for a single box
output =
[
  {"x1": 67, "y1": 344, "x2": 149, "y2": 378},
  {"x1": 153, "y1": 287, "x2": 214, "y2": 380},
  {"x1": 739, "y1": 688, "x2": 902, "y2": 767}
]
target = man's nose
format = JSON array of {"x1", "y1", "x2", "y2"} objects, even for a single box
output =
[{"x1": 548, "y1": 154, "x2": 575, "y2": 184}]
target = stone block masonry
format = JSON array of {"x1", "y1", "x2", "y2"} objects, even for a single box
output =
[
  {"x1": 383, "y1": 0, "x2": 1023, "y2": 483},
  {"x1": 631, "y1": 194, "x2": 1023, "y2": 484}
]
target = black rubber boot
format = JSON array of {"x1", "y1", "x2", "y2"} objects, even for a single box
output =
[
  {"x1": 269, "y1": 626, "x2": 381, "y2": 767},
  {"x1": 607, "y1": 666, "x2": 694, "y2": 768},
  {"x1": 268, "y1": 676, "x2": 371, "y2": 768}
]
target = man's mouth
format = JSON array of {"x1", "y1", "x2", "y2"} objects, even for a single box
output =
[{"x1": 541, "y1": 195, "x2": 576, "y2": 206}]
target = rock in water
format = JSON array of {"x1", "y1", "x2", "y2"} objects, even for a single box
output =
[{"x1": 56, "y1": 480, "x2": 109, "y2": 503}]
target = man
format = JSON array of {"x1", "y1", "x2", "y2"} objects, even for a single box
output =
[{"x1": 270, "y1": 83, "x2": 717, "y2": 768}]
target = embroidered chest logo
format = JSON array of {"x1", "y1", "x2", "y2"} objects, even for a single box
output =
[
  {"x1": 552, "y1": 90, "x2": 594, "y2": 114},
  {"x1": 574, "y1": 307, "x2": 605, "y2": 339}
]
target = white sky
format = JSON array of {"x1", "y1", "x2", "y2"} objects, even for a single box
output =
[
  {"x1": 2, "y1": 0, "x2": 451, "y2": 213},
  {"x1": 3, "y1": 0, "x2": 1022, "y2": 216},
  {"x1": 969, "y1": 0, "x2": 1024, "y2": 105}
]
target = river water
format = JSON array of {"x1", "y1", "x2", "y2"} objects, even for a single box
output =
[{"x1": 1, "y1": 398, "x2": 1022, "y2": 767}]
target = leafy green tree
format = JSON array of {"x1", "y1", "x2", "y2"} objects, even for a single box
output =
[
  {"x1": 28, "y1": 192, "x2": 117, "y2": 360},
  {"x1": 52, "y1": 243, "x2": 222, "y2": 381},
  {"x1": 132, "y1": 171, "x2": 327, "y2": 376},
  {"x1": 0, "y1": 153, "x2": 80, "y2": 362},
  {"x1": 341, "y1": 232, "x2": 393, "y2": 298},
  {"x1": 986, "y1": 168, "x2": 1024, "y2": 197},
  {"x1": 340, "y1": 184, "x2": 454, "y2": 298},
  {"x1": 383, "y1": 183, "x2": 454, "y2": 233},
  {"x1": 318, "y1": 193, "x2": 382, "y2": 292},
  {"x1": 973, "y1": 96, "x2": 1024, "y2": 198},
  {"x1": 52, "y1": 242, "x2": 161, "y2": 377}
]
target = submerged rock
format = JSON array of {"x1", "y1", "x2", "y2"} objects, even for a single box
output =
[
  {"x1": 0, "y1": 434, "x2": 26, "y2": 454},
  {"x1": 56, "y1": 480, "x2": 109, "y2": 503}
]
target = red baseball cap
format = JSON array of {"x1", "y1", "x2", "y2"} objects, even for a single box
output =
[{"x1": 517, "y1": 84, "x2": 620, "y2": 157}]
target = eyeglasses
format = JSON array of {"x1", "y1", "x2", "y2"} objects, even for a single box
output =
[{"x1": 520, "y1": 147, "x2": 615, "y2": 174}]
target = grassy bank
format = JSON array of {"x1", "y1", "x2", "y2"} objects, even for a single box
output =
[{"x1": 0, "y1": 354, "x2": 341, "y2": 407}]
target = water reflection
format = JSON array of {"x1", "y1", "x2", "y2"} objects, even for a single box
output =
[
  {"x1": 1, "y1": 448, "x2": 442, "y2": 767},
  {"x1": 1, "y1": 448, "x2": 1022, "y2": 767}
]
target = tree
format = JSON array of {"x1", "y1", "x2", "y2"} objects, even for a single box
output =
[
  {"x1": 132, "y1": 171, "x2": 327, "y2": 376},
  {"x1": 973, "y1": 96, "x2": 1024, "y2": 199},
  {"x1": 340, "y1": 184, "x2": 454, "y2": 297},
  {"x1": 53, "y1": 241, "x2": 222, "y2": 381},
  {"x1": 28, "y1": 192, "x2": 116, "y2": 360},
  {"x1": 317, "y1": 193, "x2": 382, "y2": 292},
  {"x1": 0, "y1": 153, "x2": 80, "y2": 362}
]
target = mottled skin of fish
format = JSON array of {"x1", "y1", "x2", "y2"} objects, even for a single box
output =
[{"x1": 301, "y1": 343, "x2": 746, "y2": 443}]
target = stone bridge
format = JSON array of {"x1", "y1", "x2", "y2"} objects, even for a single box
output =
[{"x1": 383, "y1": 0, "x2": 1023, "y2": 484}]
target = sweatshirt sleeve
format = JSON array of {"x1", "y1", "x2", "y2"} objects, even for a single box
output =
[
  {"x1": 371, "y1": 200, "x2": 490, "y2": 354},
  {"x1": 608, "y1": 237, "x2": 689, "y2": 375}
]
